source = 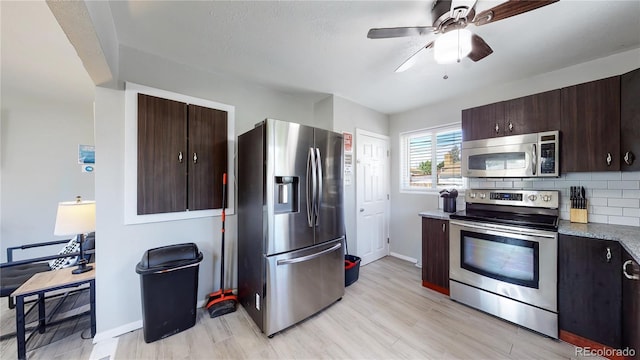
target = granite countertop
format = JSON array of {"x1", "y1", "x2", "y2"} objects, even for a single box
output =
[
  {"x1": 418, "y1": 210, "x2": 451, "y2": 220},
  {"x1": 418, "y1": 211, "x2": 640, "y2": 263},
  {"x1": 558, "y1": 220, "x2": 640, "y2": 263}
]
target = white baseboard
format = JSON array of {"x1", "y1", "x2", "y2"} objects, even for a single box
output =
[
  {"x1": 389, "y1": 252, "x2": 418, "y2": 264},
  {"x1": 89, "y1": 336, "x2": 119, "y2": 360},
  {"x1": 92, "y1": 300, "x2": 207, "y2": 345},
  {"x1": 93, "y1": 320, "x2": 142, "y2": 344}
]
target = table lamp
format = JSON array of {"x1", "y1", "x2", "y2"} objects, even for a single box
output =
[{"x1": 54, "y1": 196, "x2": 96, "y2": 274}]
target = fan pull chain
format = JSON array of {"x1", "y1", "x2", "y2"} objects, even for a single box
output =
[{"x1": 457, "y1": 29, "x2": 462, "y2": 63}]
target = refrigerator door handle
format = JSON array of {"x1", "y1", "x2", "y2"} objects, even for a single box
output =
[
  {"x1": 276, "y1": 243, "x2": 342, "y2": 266},
  {"x1": 315, "y1": 148, "x2": 323, "y2": 226},
  {"x1": 306, "y1": 147, "x2": 314, "y2": 227},
  {"x1": 310, "y1": 147, "x2": 318, "y2": 226}
]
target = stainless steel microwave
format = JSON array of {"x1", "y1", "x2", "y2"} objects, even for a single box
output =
[{"x1": 462, "y1": 131, "x2": 559, "y2": 178}]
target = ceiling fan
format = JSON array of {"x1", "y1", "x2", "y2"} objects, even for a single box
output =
[{"x1": 368, "y1": 0, "x2": 558, "y2": 72}]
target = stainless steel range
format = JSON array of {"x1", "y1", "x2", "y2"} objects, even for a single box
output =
[{"x1": 449, "y1": 189, "x2": 559, "y2": 338}]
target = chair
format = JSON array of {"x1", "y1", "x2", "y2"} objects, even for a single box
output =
[{"x1": 0, "y1": 233, "x2": 95, "y2": 309}]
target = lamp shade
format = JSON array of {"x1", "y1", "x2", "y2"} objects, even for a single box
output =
[
  {"x1": 54, "y1": 199, "x2": 96, "y2": 236},
  {"x1": 434, "y1": 29, "x2": 472, "y2": 64}
]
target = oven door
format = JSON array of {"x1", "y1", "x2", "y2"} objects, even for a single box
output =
[
  {"x1": 449, "y1": 219, "x2": 557, "y2": 312},
  {"x1": 462, "y1": 142, "x2": 536, "y2": 178}
]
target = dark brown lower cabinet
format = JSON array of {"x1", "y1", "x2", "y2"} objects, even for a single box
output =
[
  {"x1": 622, "y1": 249, "x2": 640, "y2": 359},
  {"x1": 421, "y1": 217, "x2": 449, "y2": 295},
  {"x1": 559, "y1": 234, "x2": 622, "y2": 349}
]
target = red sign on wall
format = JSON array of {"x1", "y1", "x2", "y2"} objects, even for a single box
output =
[{"x1": 343, "y1": 132, "x2": 353, "y2": 153}]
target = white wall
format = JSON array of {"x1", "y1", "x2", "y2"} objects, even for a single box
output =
[
  {"x1": 329, "y1": 96, "x2": 389, "y2": 256},
  {"x1": 0, "y1": 91, "x2": 95, "y2": 262},
  {"x1": 93, "y1": 44, "x2": 322, "y2": 337},
  {"x1": 389, "y1": 48, "x2": 640, "y2": 264},
  {"x1": 0, "y1": 0, "x2": 96, "y2": 262}
]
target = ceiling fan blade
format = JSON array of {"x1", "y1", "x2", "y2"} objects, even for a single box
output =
[
  {"x1": 467, "y1": 34, "x2": 493, "y2": 62},
  {"x1": 473, "y1": 0, "x2": 558, "y2": 26},
  {"x1": 367, "y1": 26, "x2": 435, "y2": 39},
  {"x1": 395, "y1": 42, "x2": 434, "y2": 73}
]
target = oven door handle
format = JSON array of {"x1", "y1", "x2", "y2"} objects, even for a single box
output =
[{"x1": 449, "y1": 220, "x2": 557, "y2": 239}]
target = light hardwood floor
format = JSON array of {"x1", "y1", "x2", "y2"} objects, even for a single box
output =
[
  {"x1": 115, "y1": 256, "x2": 592, "y2": 360},
  {"x1": 0, "y1": 288, "x2": 93, "y2": 359},
  {"x1": 2, "y1": 257, "x2": 597, "y2": 359}
]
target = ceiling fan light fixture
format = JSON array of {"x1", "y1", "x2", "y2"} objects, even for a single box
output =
[{"x1": 434, "y1": 28, "x2": 472, "y2": 64}]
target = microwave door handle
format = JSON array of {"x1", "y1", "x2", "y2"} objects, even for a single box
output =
[{"x1": 532, "y1": 144, "x2": 537, "y2": 176}]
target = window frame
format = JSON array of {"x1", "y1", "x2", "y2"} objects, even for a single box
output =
[{"x1": 399, "y1": 123, "x2": 465, "y2": 194}]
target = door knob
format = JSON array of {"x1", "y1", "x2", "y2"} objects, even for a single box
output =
[{"x1": 359, "y1": 208, "x2": 364, "y2": 212}]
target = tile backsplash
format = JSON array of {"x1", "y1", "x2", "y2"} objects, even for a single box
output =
[{"x1": 467, "y1": 171, "x2": 640, "y2": 227}]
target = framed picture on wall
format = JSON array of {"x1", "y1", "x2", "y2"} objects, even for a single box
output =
[{"x1": 78, "y1": 144, "x2": 95, "y2": 164}]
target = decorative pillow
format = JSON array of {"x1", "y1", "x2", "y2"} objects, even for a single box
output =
[{"x1": 49, "y1": 236, "x2": 80, "y2": 270}]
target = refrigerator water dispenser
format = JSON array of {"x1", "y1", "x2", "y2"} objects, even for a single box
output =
[{"x1": 275, "y1": 176, "x2": 298, "y2": 214}]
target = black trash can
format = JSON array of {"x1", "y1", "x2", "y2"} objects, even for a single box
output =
[{"x1": 135, "y1": 243, "x2": 203, "y2": 343}]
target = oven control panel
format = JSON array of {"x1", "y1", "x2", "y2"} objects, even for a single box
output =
[
  {"x1": 466, "y1": 189, "x2": 559, "y2": 209},
  {"x1": 490, "y1": 192, "x2": 523, "y2": 201}
]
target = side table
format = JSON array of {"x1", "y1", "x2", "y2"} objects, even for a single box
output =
[{"x1": 11, "y1": 265, "x2": 96, "y2": 360}]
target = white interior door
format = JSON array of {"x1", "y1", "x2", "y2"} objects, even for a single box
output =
[{"x1": 356, "y1": 129, "x2": 390, "y2": 266}]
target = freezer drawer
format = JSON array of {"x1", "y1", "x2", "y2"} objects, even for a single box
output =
[{"x1": 265, "y1": 238, "x2": 344, "y2": 336}]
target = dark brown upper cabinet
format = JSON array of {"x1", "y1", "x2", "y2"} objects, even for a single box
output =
[
  {"x1": 461, "y1": 90, "x2": 561, "y2": 141},
  {"x1": 137, "y1": 94, "x2": 228, "y2": 215},
  {"x1": 188, "y1": 104, "x2": 228, "y2": 211},
  {"x1": 560, "y1": 76, "x2": 621, "y2": 172},
  {"x1": 621, "y1": 68, "x2": 640, "y2": 171},
  {"x1": 505, "y1": 89, "x2": 561, "y2": 136},
  {"x1": 462, "y1": 101, "x2": 504, "y2": 141}
]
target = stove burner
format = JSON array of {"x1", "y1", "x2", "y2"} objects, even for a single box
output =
[
  {"x1": 452, "y1": 189, "x2": 560, "y2": 231},
  {"x1": 450, "y1": 209, "x2": 558, "y2": 231}
]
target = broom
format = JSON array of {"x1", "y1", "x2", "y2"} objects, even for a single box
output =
[{"x1": 205, "y1": 172, "x2": 238, "y2": 318}]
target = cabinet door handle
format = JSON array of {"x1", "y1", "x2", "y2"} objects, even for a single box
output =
[
  {"x1": 494, "y1": 123, "x2": 500, "y2": 134},
  {"x1": 606, "y1": 153, "x2": 612, "y2": 166},
  {"x1": 193, "y1": 152, "x2": 198, "y2": 164},
  {"x1": 606, "y1": 247, "x2": 612, "y2": 263},
  {"x1": 623, "y1": 260, "x2": 640, "y2": 280},
  {"x1": 178, "y1": 152, "x2": 183, "y2": 163},
  {"x1": 508, "y1": 121, "x2": 513, "y2": 132},
  {"x1": 624, "y1": 151, "x2": 635, "y2": 165},
  {"x1": 442, "y1": 223, "x2": 446, "y2": 232}
]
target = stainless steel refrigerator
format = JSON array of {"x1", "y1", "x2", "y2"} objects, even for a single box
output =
[{"x1": 237, "y1": 119, "x2": 345, "y2": 337}]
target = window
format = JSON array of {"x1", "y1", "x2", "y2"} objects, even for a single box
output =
[{"x1": 400, "y1": 125, "x2": 463, "y2": 192}]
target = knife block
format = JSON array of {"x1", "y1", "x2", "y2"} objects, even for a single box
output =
[{"x1": 570, "y1": 203, "x2": 588, "y2": 224}]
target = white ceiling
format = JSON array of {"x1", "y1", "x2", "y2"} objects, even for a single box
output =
[
  {"x1": 3, "y1": 1, "x2": 640, "y2": 115},
  {"x1": 1, "y1": 1, "x2": 94, "y2": 104},
  {"x1": 106, "y1": 0, "x2": 640, "y2": 114}
]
